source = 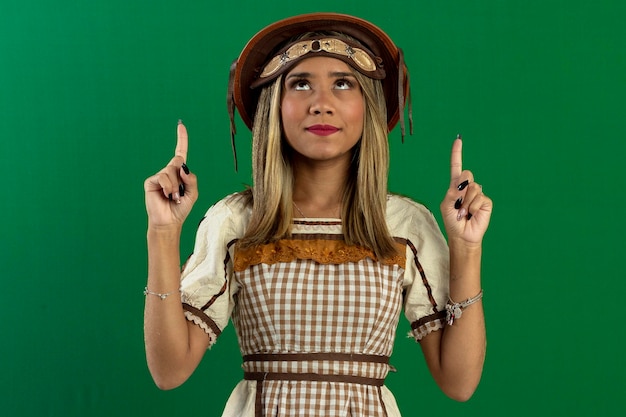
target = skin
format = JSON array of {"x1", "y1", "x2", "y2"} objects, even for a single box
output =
[
  {"x1": 422, "y1": 137, "x2": 492, "y2": 401},
  {"x1": 143, "y1": 121, "x2": 208, "y2": 389},
  {"x1": 281, "y1": 57, "x2": 364, "y2": 216},
  {"x1": 143, "y1": 57, "x2": 493, "y2": 399}
]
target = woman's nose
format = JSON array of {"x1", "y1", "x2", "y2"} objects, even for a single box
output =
[{"x1": 309, "y1": 90, "x2": 335, "y2": 115}]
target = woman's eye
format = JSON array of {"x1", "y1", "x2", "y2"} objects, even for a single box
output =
[
  {"x1": 293, "y1": 80, "x2": 311, "y2": 90},
  {"x1": 334, "y1": 79, "x2": 353, "y2": 90}
]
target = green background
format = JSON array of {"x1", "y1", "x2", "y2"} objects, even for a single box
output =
[{"x1": 1, "y1": 0, "x2": 624, "y2": 415}]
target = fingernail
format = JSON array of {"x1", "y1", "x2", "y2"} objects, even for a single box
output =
[
  {"x1": 179, "y1": 183, "x2": 185, "y2": 197},
  {"x1": 457, "y1": 207, "x2": 467, "y2": 221},
  {"x1": 454, "y1": 198, "x2": 463, "y2": 209},
  {"x1": 168, "y1": 193, "x2": 173, "y2": 201},
  {"x1": 178, "y1": 119, "x2": 183, "y2": 125},
  {"x1": 457, "y1": 180, "x2": 469, "y2": 191},
  {"x1": 467, "y1": 212, "x2": 473, "y2": 220},
  {"x1": 181, "y1": 163, "x2": 190, "y2": 175},
  {"x1": 457, "y1": 133, "x2": 462, "y2": 140}
]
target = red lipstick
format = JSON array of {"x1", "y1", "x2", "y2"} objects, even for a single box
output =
[{"x1": 306, "y1": 124, "x2": 339, "y2": 136}]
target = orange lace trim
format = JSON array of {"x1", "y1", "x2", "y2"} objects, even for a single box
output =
[{"x1": 233, "y1": 238, "x2": 406, "y2": 271}]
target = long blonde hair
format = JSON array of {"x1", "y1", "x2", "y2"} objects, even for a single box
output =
[{"x1": 236, "y1": 63, "x2": 398, "y2": 260}]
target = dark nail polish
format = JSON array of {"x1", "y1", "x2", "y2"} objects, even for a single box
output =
[
  {"x1": 467, "y1": 212, "x2": 473, "y2": 220},
  {"x1": 181, "y1": 163, "x2": 190, "y2": 175},
  {"x1": 457, "y1": 133, "x2": 462, "y2": 140},
  {"x1": 457, "y1": 180, "x2": 469, "y2": 191},
  {"x1": 168, "y1": 193, "x2": 173, "y2": 201},
  {"x1": 454, "y1": 198, "x2": 462, "y2": 209},
  {"x1": 179, "y1": 183, "x2": 185, "y2": 197}
]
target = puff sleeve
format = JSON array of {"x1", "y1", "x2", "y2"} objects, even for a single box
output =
[
  {"x1": 179, "y1": 194, "x2": 250, "y2": 348},
  {"x1": 387, "y1": 195, "x2": 450, "y2": 341}
]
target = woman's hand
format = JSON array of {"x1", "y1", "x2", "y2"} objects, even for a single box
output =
[
  {"x1": 440, "y1": 137, "x2": 492, "y2": 246},
  {"x1": 144, "y1": 121, "x2": 198, "y2": 229}
]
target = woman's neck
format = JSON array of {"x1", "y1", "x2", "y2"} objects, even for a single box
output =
[{"x1": 292, "y1": 160, "x2": 348, "y2": 218}]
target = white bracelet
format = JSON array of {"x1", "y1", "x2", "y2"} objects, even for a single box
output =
[
  {"x1": 143, "y1": 286, "x2": 179, "y2": 300},
  {"x1": 445, "y1": 290, "x2": 483, "y2": 325}
]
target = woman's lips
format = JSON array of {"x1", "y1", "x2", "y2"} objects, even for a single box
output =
[{"x1": 306, "y1": 125, "x2": 339, "y2": 136}]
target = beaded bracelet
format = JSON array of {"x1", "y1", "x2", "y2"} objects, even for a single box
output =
[
  {"x1": 445, "y1": 290, "x2": 483, "y2": 325},
  {"x1": 143, "y1": 286, "x2": 179, "y2": 300}
]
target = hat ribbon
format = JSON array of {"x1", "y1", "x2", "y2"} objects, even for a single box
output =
[{"x1": 257, "y1": 38, "x2": 385, "y2": 82}]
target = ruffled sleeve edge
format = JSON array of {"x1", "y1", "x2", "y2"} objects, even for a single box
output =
[
  {"x1": 408, "y1": 311, "x2": 446, "y2": 342},
  {"x1": 182, "y1": 303, "x2": 222, "y2": 348}
]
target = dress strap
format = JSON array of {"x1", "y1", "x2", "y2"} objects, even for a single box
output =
[
  {"x1": 244, "y1": 371, "x2": 385, "y2": 386},
  {"x1": 243, "y1": 352, "x2": 390, "y2": 385},
  {"x1": 243, "y1": 352, "x2": 390, "y2": 364}
]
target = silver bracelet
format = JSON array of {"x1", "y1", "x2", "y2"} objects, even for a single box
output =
[
  {"x1": 445, "y1": 290, "x2": 483, "y2": 325},
  {"x1": 143, "y1": 286, "x2": 179, "y2": 300}
]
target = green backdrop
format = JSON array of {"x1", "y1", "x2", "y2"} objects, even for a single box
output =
[{"x1": 1, "y1": 0, "x2": 624, "y2": 415}]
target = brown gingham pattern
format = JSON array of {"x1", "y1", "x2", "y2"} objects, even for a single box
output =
[
  {"x1": 179, "y1": 194, "x2": 450, "y2": 416},
  {"x1": 230, "y1": 243, "x2": 404, "y2": 416},
  {"x1": 256, "y1": 381, "x2": 389, "y2": 416}
]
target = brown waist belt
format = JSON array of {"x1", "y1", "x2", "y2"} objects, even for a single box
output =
[{"x1": 242, "y1": 352, "x2": 390, "y2": 387}]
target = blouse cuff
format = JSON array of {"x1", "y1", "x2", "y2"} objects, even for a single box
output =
[
  {"x1": 409, "y1": 311, "x2": 446, "y2": 342},
  {"x1": 182, "y1": 303, "x2": 222, "y2": 348}
]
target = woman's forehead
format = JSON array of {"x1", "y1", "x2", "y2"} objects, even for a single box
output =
[{"x1": 285, "y1": 56, "x2": 355, "y2": 76}]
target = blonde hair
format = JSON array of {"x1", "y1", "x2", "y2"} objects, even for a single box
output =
[
  {"x1": 238, "y1": 78, "x2": 295, "y2": 242},
  {"x1": 236, "y1": 64, "x2": 398, "y2": 260}
]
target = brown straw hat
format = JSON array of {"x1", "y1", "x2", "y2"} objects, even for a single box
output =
[{"x1": 227, "y1": 12, "x2": 411, "y2": 168}]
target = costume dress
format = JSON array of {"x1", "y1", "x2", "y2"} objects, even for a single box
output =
[{"x1": 180, "y1": 193, "x2": 449, "y2": 417}]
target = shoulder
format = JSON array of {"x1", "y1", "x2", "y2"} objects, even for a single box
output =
[
  {"x1": 386, "y1": 193, "x2": 436, "y2": 221},
  {"x1": 197, "y1": 192, "x2": 252, "y2": 236},
  {"x1": 386, "y1": 194, "x2": 442, "y2": 238},
  {"x1": 204, "y1": 192, "x2": 251, "y2": 217}
]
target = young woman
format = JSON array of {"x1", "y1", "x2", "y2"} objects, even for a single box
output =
[{"x1": 143, "y1": 13, "x2": 493, "y2": 416}]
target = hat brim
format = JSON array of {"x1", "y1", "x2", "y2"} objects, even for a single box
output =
[{"x1": 232, "y1": 13, "x2": 407, "y2": 132}]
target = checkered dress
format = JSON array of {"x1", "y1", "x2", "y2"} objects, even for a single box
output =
[{"x1": 180, "y1": 194, "x2": 449, "y2": 417}]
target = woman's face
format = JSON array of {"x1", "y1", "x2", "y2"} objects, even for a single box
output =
[{"x1": 281, "y1": 56, "x2": 364, "y2": 165}]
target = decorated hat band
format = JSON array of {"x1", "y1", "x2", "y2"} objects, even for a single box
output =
[{"x1": 251, "y1": 37, "x2": 386, "y2": 88}]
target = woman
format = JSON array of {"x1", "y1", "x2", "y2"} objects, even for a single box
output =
[{"x1": 143, "y1": 13, "x2": 492, "y2": 416}]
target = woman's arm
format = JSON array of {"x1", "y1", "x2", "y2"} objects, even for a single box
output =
[
  {"x1": 419, "y1": 242, "x2": 485, "y2": 401},
  {"x1": 420, "y1": 137, "x2": 492, "y2": 401},
  {"x1": 143, "y1": 121, "x2": 209, "y2": 389}
]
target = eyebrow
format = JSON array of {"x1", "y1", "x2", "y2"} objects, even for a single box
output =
[{"x1": 285, "y1": 71, "x2": 356, "y2": 79}]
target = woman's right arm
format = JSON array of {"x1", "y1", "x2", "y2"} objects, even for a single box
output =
[{"x1": 143, "y1": 121, "x2": 210, "y2": 390}]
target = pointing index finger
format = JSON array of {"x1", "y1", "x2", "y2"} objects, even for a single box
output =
[
  {"x1": 175, "y1": 119, "x2": 188, "y2": 163},
  {"x1": 450, "y1": 135, "x2": 463, "y2": 183}
]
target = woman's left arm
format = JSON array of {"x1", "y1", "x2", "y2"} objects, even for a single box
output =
[{"x1": 420, "y1": 137, "x2": 493, "y2": 401}]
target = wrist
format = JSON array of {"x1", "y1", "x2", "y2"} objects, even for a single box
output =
[
  {"x1": 148, "y1": 223, "x2": 182, "y2": 238},
  {"x1": 448, "y1": 239, "x2": 482, "y2": 288},
  {"x1": 147, "y1": 226, "x2": 182, "y2": 253},
  {"x1": 448, "y1": 238, "x2": 482, "y2": 256}
]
